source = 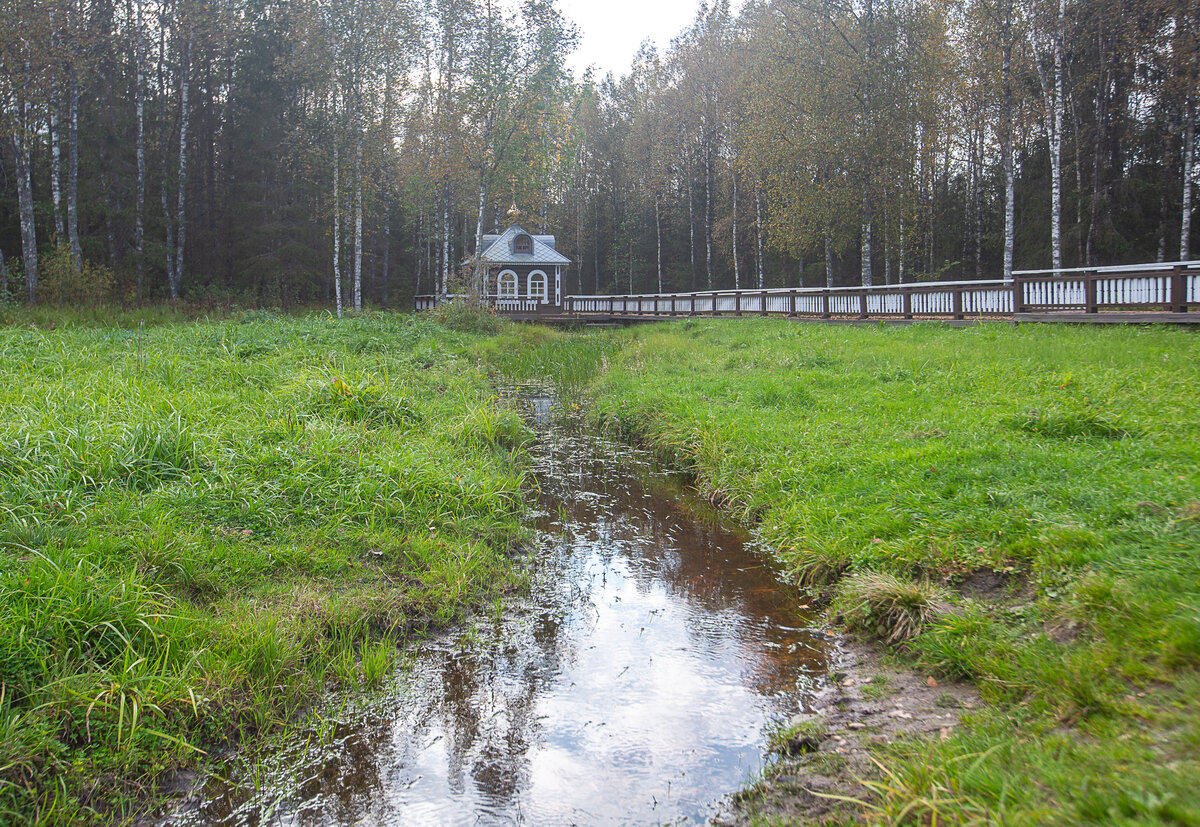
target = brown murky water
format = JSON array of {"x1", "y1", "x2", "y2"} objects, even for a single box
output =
[{"x1": 169, "y1": 389, "x2": 829, "y2": 825}]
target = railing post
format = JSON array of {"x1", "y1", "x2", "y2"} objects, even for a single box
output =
[
  {"x1": 1171, "y1": 265, "x2": 1188, "y2": 313},
  {"x1": 1085, "y1": 270, "x2": 1098, "y2": 313},
  {"x1": 903, "y1": 288, "x2": 913, "y2": 320},
  {"x1": 952, "y1": 285, "x2": 964, "y2": 320},
  {"x1": 859, "y1": 290, "x2": 868, "y2": 319},
  {"x1": 1012, "y1": 277, "x2": 1024, "y2": 316},
  {"x1": 735, "y1": 292, "x2": 742, "y2": 316},
  {"x1": 821, "y1": 290, "x2": 831, "y2": 319},
  {"x1": 761, "y1": 291, "x2": 769, "y2": 316},
  {"x1": 788, "y1": 290, "x2": 797, "y2": 317}
]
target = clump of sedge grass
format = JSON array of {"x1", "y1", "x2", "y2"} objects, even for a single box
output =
[
  {"x1": 787, "y1": 545, "x2": 852, "y2": 587},
  {"x1": 836, "y1": 572, "x2": 951, "y2": 645}
]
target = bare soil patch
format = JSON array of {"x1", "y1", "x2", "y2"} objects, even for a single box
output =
[{"x1": 717, "y1": 632, "x2": 979, "y2": 825}]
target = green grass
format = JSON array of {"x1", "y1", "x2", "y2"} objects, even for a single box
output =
[
  {"x1": 556, "y1": 318, "x2": 1199, "y2": 825},
  {"x1": 0, "y1": 310, "x2": 530, "y2": 823}
]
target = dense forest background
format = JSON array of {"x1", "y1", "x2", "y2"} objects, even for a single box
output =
[{"x1": 0, "y1": 0, "x2": 1196, "y2": 308}]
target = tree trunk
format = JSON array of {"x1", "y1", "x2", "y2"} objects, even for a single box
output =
[
  {"x1": 899, "y1": 210, "x2": 906, "y2": 283},
  {"x1": 416, "y1": 205, "x2": 423, "y2": 296},
  {"x1": 172, "y1": 38, "x2": 192, "y2": 299},
  {"x1": 704, "y1": 144, "x2": 713, "y2": 289},
  {"x1": 824, "y1": 226, "x2": 834, "y2": 288},
  {"x1": 50, "y1": 91, "x2": 64, "y2": 241},
  {"x1": 755, "y1": 186, "x2": 764, "y2": 289},
  {"x1": 655, "y1": 192, "x2": 662, "y2": 293},
  {"x1": 687, "y1": 172, "x2": 696, "y2": 290},
  {"x1": 732, "y1": 169, "x2": 740, "y2": 289},
  {"x1": 382, "y1": 200, "x2": 390, "y2": 306},
  {"x1": 441, "y1": 179, "x2": 450, "y2": 296},
  {"x1": 159, "y1": 22, "x2": 176, "y2": 289},
  {"x1": 861, "y1": 191, "x2": 873, "y2": 286},
  {"x1": 1001, "y1": 24, "x2": 1015, "y2": 280},
  {"x1": 884, "y1": 201, "x2": 891, "y2": 285},
  {"x1": 0, "y1": 247, "x2": 7, "y2": 298},
  {"x1": 134, "y1": 0, "x2": 146, "y2": 301},
  {"x1": 10, "y1": 132, "x2": 38, "y2": 303},
  {"x1": 67, "y1": 72, "x2": 82, "y2": 272},
  {"x1": 333, "y1": 132, "x2": 342, "y2": 317},
  {"x1": 354, "y1": 127, "x2": 363, "y2": 312},
  {"x1": 1051, "y1": 0, "x2": 1064, "y2": 272},
  {"x1": 974, "y1": 125, "x2": 983, "y2": 278},
  {"x1": 1183, "y1": 96, "x2": 1195, "y2": 261}
]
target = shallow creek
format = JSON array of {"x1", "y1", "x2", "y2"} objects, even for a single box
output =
[{"x1": 171, "y1": 389, "x2": 830, "y2": 825}]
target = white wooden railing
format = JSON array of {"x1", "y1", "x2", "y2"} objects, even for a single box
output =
[{"x1": 561, "y1": 262, "x2": 1199, "y2": 320}]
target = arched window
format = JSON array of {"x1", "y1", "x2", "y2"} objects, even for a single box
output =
[
  {"x1": 497, "y1": 270, "x2": 518, "y2": 298},
  {"x1": 528, "y1": 270, "x2": 547, "y2": 301},
  {"x1": 513, "y1": 234, "x2": 533, "y2": 255}
]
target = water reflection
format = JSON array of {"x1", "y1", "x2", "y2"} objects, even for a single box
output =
[{"x1": 170, "y1": 390, "x2": 829, "y2": 826}]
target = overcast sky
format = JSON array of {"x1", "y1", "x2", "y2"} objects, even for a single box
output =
[{"x1": 556, "y1": 0, "x2": 704, "y2": 79}]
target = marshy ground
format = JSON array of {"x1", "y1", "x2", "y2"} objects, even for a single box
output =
[{"x1": 1, "y1": 309, "x2": 1198, "y2": 825}]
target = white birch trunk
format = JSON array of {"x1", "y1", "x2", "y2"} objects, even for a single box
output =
[
  {"x1": 883, "y1": 202, "x2": 891, "y2": 285},
  {"x1": 1051, "y1": 0, "x2": 1064, "y2": 272},
  {"x1": 655, "y1": 192, "x2": 662, "y2": 293},
  {"x1": 50, "y1": 93, "x2": 64, "y2": 241},
  {"x1": 333, "y1": 134, "x2": 342, "y2": 318},
  {"x1": 416, "y1": 205, "x2": 423, "y2": 296},
  {"x1": 974, "y1": 126, "x2": 983, "y2": 278},
  {"x1": 172, "y1": 38, "x2": 191, "y2": 299},
  {"x1": 899, "y1": 211, "x2": 906, "y2": 283},
  {"x1": 824, "y1": 226, "x2": 834, "y2": 288},
  {"x1": 475, "y1": 176, "x2": 487, "y2": 294},
  {"x1": 732, "y1": 169, "x2": 740, "y2": 289},
  {"x1": 382, "y1": 201, "x2": 390, "y2": 306},
  {"x1": 67, "y1": 74, "x2": 82, "y2": 272},
  {"x1": 755, "y1": 186, "x2": 764, "y2": 289},
  {"x1": 159, "y1": 22, "x2": 175, "y2": 287},
  {"x1": 354, "y1": 128, "x2": 363, "y2": 312},
  {"x1": 441, "y1": 181, "x2": 450, "y2": 297},
  {"x1": 687, "y1": 172, "x2": 696, "y2": 289},
  {"x1": 1002, "y1": 31, "x2": 1015, "y2": 281},
  {"x1": 134, "y1": 0, "x2": 146, "y2": 300},
  {"x1": 1183, "y1": 97, "x2": 1195, "y2": 261},
  {"x1": 704, "y1": 146, "x2": 713, "y2": 289}
]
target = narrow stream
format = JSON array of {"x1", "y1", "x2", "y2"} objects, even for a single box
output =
[{"x1": 171, "y1": 388, "x2": 830, "y2": 825}]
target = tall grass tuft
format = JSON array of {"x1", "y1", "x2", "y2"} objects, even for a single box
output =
[{"x1": 835, "y1": 572, "x2": 951, "y2": 644}]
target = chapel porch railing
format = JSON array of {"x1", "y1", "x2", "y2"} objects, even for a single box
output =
[{"x1": 414, "y1": 294, "x2": 551, "y2": 313}]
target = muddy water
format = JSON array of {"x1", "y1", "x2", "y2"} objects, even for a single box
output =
[{"x1": 172, "y1": 390, "x2": 829, "y2": 825}]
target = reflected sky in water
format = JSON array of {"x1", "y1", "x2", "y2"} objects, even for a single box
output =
[{"x1": 171, "y1": 390, "x2": 829, "y2": 826}]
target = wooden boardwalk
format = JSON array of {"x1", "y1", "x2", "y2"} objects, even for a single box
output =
[
  {"x1": 417, "y1": 261, "x2": 1200, "y2": 325},
  {"x1": 562, "y1": 262, "x2": 1199, "y2": 324}
]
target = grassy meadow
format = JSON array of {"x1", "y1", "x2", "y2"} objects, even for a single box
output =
[
  {"x1": 0, "y1": 310, "x2": 531, "y2": 823},
  {"x1": 2, "y1": 308, "x2": 1198, "y2": 826},
  {"x1": 558, "y1": 319, "x2": 1199, "y2": 825}
]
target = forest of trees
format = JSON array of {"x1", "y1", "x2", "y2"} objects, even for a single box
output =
[{"x1": 1, "y1": 0, "x2": 1197, "y2": 307}]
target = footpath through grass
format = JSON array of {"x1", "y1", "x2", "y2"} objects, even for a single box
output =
[
  {"x1": 0, "y1": 310, "x2": 530, "y2": 823},
  {"x1": 574, "y1": 319, "x2": 1199, "y2": 825}
]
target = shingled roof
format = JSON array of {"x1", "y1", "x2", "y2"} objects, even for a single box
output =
[{"x1": 479, "y1": 225, "x2": 570, "y2": 266}]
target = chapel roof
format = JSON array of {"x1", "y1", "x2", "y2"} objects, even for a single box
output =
[{"x1": 479, "y1": 225, "x2": 570, "y2": 265}]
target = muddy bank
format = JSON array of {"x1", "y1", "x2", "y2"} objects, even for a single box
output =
[{"x1": 719, "y1": 633, "x2": 980, "y2": 825}]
